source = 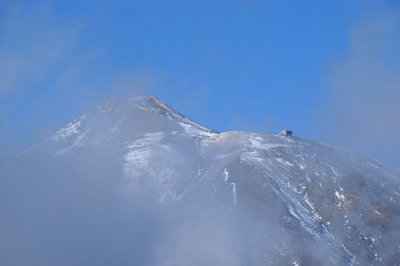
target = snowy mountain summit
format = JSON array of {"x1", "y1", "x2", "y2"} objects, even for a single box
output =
[{"x1": 2, "y1": 96, "x2": 400, "y2": 266}]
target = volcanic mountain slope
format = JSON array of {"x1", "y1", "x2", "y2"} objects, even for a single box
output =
[{"x1": 2, "y1": 96, "x2": 400, "y2": 266}]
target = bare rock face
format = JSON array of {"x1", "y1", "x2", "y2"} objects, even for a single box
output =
[{"x1": 2, "y1": 96, "x2": 400, "y2": 266}]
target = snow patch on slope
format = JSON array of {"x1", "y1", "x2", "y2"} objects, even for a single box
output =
[
  {"x1": 123, "y1": 132, "x2": 166, "y2": 178},
  {"x1": 52, "y1": 115, "x2": 86, "y2": 141},
  {"x1": 221, "y1": 168, "x2": 237, "y2": 207}
]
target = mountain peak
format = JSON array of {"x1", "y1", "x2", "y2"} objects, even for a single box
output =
[
  {"x1": 130, "y1": 95, "x2": 175, "y2": 111},
  {"x1": 97, "y1": 96, "x2": 182, "y2": 115},
  {"x1": 47, "y1": 96, "x2": 218, "y2": 151},
  {"x1": 128, "y1": 95, "x2": 219, "y2": 135}
]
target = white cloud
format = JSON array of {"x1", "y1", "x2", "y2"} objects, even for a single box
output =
[
  {"x1": 325, "y1": 8, "x2": 400, "y2": 165},
  {"x1": 0, "y1": 2, "x2": 83, "y2": 98}
]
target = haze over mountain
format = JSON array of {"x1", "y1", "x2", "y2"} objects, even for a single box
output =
[{"x1": 2, "y1": 96, "x2": 400, "y2": 265}]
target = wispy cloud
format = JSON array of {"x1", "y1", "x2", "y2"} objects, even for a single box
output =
[
  {"x1": 0, "y1": 2, "x2": 87, "y2": 157},
  {"x1": 0, "y1": 2, "x2": 83, "y2": 98},
  {"x1": 109, "y1": 71, "x2": 157, "y2": 98},
  {"x1": 0, "y1": 2, "x2": 157, "y2": 157},
  {"x1": 324, "y1": 7, "x2": 400, "y2": 166}
]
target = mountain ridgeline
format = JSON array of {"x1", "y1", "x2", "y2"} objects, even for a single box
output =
[{"x1": 2, "y1": 96, "x2": 400, "y2": 265}]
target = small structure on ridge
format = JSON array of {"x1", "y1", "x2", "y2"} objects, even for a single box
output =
[{"x1": 280, "y1": 129, "x2": 292, "y2": 136}]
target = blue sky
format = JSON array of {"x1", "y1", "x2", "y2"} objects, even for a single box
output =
[{"x1": 1, "y1": 0, "x2": 400, "y2": 166}]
